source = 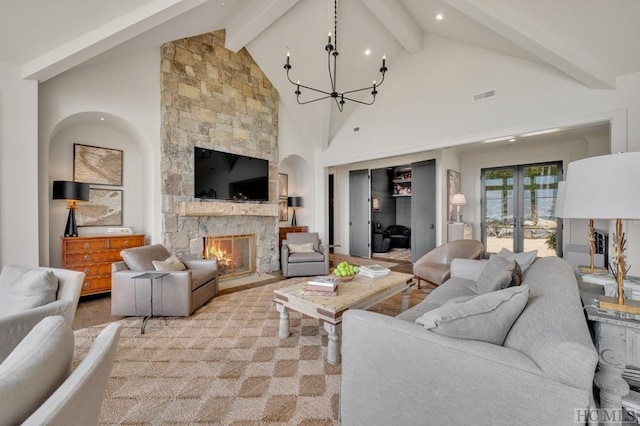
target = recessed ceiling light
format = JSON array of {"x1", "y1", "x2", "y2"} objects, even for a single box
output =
[
  {"x1": 99, "y1": 117, "x2": 105, "y2": 121},
  {"x1": 365, "y1": 49, "x2": 371, "y2": 56},
  {"x1": 520, "y1": 128, "x2": 562, "y2": 137},
  {"x1": 483, "y1": 136, "x2": 514, "y2": 143},
  {"x1": 509, "y1": 138, "x2": 516, "y2": 142},
  {"x1": 436, "y1": 13, "x2": 444, "y2": 21}
]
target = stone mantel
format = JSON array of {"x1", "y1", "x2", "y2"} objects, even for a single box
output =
[{"x1": 179, "y1": 201, "x2": 279, "y2": 217}]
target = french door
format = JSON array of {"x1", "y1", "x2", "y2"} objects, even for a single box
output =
[{"x1": 481, "y1": 162, "x2": 562, "y2": 256}]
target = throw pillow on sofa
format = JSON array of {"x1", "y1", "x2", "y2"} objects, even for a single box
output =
[
  {"x1": 152, "y1": 255, "x2": 186, "y2": 271},
  {"x1": 475, "y1": 256, "x2": 516, "y2": 294},
  {"x1": 495, "y1": 248, "x2": 537, "y2": 273},
  {"x1": 288, "y1": 243, "x2": 315, "y2": 253},
  {"x1": 415, "y1": 285, "x2": 530, "y2": 345},
  {"x1": 0, "y1": 265, "x2": 59, "y2": 315}
]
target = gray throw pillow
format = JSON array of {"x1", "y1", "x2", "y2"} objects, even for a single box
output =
[
  {"x1": 508, "y1": 261, "x2": 523, "y2": 287},
  {"x1": 0, "y1": 265, "x2": 59, "y2": 315},
  {"x1": 475, "y1": 256, "x2": 515, "y2": 294},
  {"x1": 496, "y1": 248, "x2": 537, "y2": 273},
  {"x1": 415, "y1": 285, "x2": 530, "y2": 345}
]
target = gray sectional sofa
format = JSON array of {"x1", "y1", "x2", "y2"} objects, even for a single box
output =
[{"x1": 340, "y1": 255, "x2": 598, "y2": 425}]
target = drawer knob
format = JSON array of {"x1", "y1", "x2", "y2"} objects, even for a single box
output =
[
  {"x1": 83, "y1": 282, "x2": 89, "y2": 289},
  {"x1": 83, "y1": 242, "x2": 90, "y2": 249},
  {"x1": 84, "y1": 268, "x2": 90, "y2": 274},
  {"x1": 83, "y1": 255, "x2": 90, "y2": 261},
  {"x1": 124, "y1": 241, "x2": 130, "y2": 247}
]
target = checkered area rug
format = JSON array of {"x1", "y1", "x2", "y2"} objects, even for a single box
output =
[{"x1": 74, "y1": 279, "x2": 427, "y2": 425}]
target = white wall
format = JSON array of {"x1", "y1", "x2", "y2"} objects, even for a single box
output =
[
  {"x1": 0, "y1": 61, "x2": 39, "y2": 266},
  {"x1": 38, "y1": 49, "x2": 161, "y2": 265},
  {"x1": 296, "y1": 36, "x2": 640, "y2": 267},
  {"x1": 48, "y1": 120, "x2": 144, "y2": 267}
]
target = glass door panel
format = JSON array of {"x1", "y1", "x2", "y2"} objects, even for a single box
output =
[
  {"x1": 522, "y1": 165, "x2": 558, "y2": 257},
  {"x1": 482, "y1": 162, "x2": 561, "y2": 256},
  {"x1": 482, "y1": 168, "x2": 515, "y2": 254}
]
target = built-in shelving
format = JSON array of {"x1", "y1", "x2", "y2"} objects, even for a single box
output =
[{"x1": 393, "y1": 166, "x2": 412, "y2": 197}]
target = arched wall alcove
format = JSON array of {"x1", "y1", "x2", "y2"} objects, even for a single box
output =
[
  {"x1": 47, "y1": 111, "x2": 147, "y2": 267},
  {"x1": 279, "y1": 154, "x2": 314, "y2": 229}
]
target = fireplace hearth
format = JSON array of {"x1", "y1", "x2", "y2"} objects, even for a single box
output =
[{"x1": 203, "y1": 234, "x2": 256, "y2": 280}]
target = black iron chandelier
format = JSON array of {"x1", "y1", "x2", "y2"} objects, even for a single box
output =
[{"x1": 283, "y1": 0, "x2": 388, "y2": 112}]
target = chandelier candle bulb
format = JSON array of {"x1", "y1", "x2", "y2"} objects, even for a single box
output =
[
  {"x1": 328, "y1": 32, "x2": 332, "y2": 44},
  {"x1": 382, "y1": 55, "x2": 386, "y2": 67},
  {"x1": 286, "y1": 52, "x2": 290, "y2": 65}
]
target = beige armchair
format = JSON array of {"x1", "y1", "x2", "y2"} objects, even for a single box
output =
[
  {"x1": 0, "y1": 266, "x2": 84, "y2": 364},
  {"x1": 111, "y1": 244, "x2": 218, "y2": 317},
  {"x1": 281, "y1": 232, "x2": 330, "y2": 277},
  {"x1": 413, "y1": 240, "x2": 484, "y2": 288}
]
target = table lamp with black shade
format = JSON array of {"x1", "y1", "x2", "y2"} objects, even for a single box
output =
[
  {"x1": 53, "y1": 180, "x2": 90, "y2": 237},
  {"x1": 560, "y1": 151, "x2": 640, "y2": 314},
  {"x1": 288, "y1": 196, "x2": 303, "y2": 227}
]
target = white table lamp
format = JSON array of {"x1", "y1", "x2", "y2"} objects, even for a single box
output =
[
  {"x1": 561, "y1": 151, "x2": 640, "y2": 314},
  {"x1": 451, "y1": 193, "x2": 467, "y2": 223}
]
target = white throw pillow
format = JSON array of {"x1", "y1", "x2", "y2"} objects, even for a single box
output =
[
  {"x1": 152, "y1": 254, "x2": 186, "y2": 271},
  {"x1": 288, "y1": 242, "x2": 315, "y2": 254},
  {"x1": 0, "y1": 316, "x2": 74, "y2": 425},
  {"x1": 0, "y1": 265, "x2": 59, "y2": 315},
  {"x1": 415, "y1": 285, "x2": 530, "y2": 345},
  {"x1": 475, "y1": 256, "x2": 516, "y2": 294},
  {"x1": 495, "y1": 248, "x2": 537, "y2": 273}
]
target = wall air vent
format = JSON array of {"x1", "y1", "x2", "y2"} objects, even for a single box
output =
[
  {"x1": 352, "y1": 126, "x2": 360, "y2": 133},
  {"x1": 472, "y1": 89, "x2": 496, "y2": 102}
]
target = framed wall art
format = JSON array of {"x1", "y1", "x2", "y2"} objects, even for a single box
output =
[
  {"x1": 278, "y1": 199, "x2": 288, "y2": 221},
  {"x1": 73, "y1": 144, "x2": 123, "y2": 186},
  {"x1": 278, "y1": 173, "x2": 288, "y2": 199},
  {"x1": 447, "y1": 169, "x2": 461, "y2": 222},
  {"x1": 77, "y1": 189, "x2": 123, "y2": 227}
]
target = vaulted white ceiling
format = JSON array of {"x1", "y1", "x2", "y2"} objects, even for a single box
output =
[{"x1": 2, "y1": 0, "x2": 638, "y2": 143}]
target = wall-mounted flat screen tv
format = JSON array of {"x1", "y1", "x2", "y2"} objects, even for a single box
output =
[{"x1": 194, "y1": 147, "x2": 269, "y2": 201}]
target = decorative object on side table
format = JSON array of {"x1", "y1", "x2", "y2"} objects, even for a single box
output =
[
  {"x1": 561, "y1": 151, "x2": 640, "y2": 314},
  {"x1": 52, "y1": 180, "x2": 90, "y2": 237}
]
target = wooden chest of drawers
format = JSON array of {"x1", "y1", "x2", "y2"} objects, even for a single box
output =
[{"x1": 62, "y1": 235, "x2": 145, "y2": 296}]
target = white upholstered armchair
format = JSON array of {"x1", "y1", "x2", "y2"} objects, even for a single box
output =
[{"x1": 0, "y1": 265, "x2": 84, "y2": 363}]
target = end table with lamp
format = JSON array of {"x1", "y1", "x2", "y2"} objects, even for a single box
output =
[{"x1": 562, "y1": 152, "x2": 640, "y2": 424}]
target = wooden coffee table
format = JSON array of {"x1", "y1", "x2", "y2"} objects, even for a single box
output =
[{"x1": 273, "y1": 271, "x2": 415, "y2": 364}]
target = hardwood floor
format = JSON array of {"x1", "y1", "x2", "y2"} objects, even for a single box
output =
[{"x1": 73, "y1": 257, "x2": 416, "y2": 330}]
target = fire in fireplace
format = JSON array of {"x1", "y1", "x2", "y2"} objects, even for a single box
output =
[{"x1": 203, "y1": 234, "x2": 256, "y2": 280}]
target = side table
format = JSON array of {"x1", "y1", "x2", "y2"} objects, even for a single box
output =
[
  {"x1": 578, "y1": 275, "x2": 640, "y2": 424},
  {"x1": 133, "y1": 272, "x2": 168, "y2": 334}
]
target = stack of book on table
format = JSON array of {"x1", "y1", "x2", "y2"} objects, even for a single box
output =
[
  {"x1": 359, "y1": 264, "x2": 390, "y2": 278},
  {"x1": 300, "y1": 275, "x2": 341, "y2": 297}
]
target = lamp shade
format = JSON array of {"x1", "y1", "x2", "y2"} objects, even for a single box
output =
[
  {"x1": 52, "y1": 180, "x2": 90, "y2": 201},
  {"x1": 287, "y1": 196, "x2": 303, "y2": 208},
  {"x1": 451, "y1": 193, "x2": 466, "y2": 205},
  {"x1": 560, "y1": 152, "x2": 640, "y2": 219}
]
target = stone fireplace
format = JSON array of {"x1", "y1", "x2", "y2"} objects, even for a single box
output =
[
  {"x1": 159, "y1": 30, "x2": 280, "y2": 274},
  {"x1": 203, "y1": 234, "x2": 256, "y2": 279}
]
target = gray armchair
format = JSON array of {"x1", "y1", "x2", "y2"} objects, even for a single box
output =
[
  {"x1": 111, "y1": 244, "x2": 218, "y2": 317},
  {"x1": 0, "y1": 266, "x2": 84, "y2": 364},
  {"x1": 413, "y1": 239, "x2": 484, "y2": 288},
  {"x1": 281, "y1": 232, "x2": 329, "y2": 277}
]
